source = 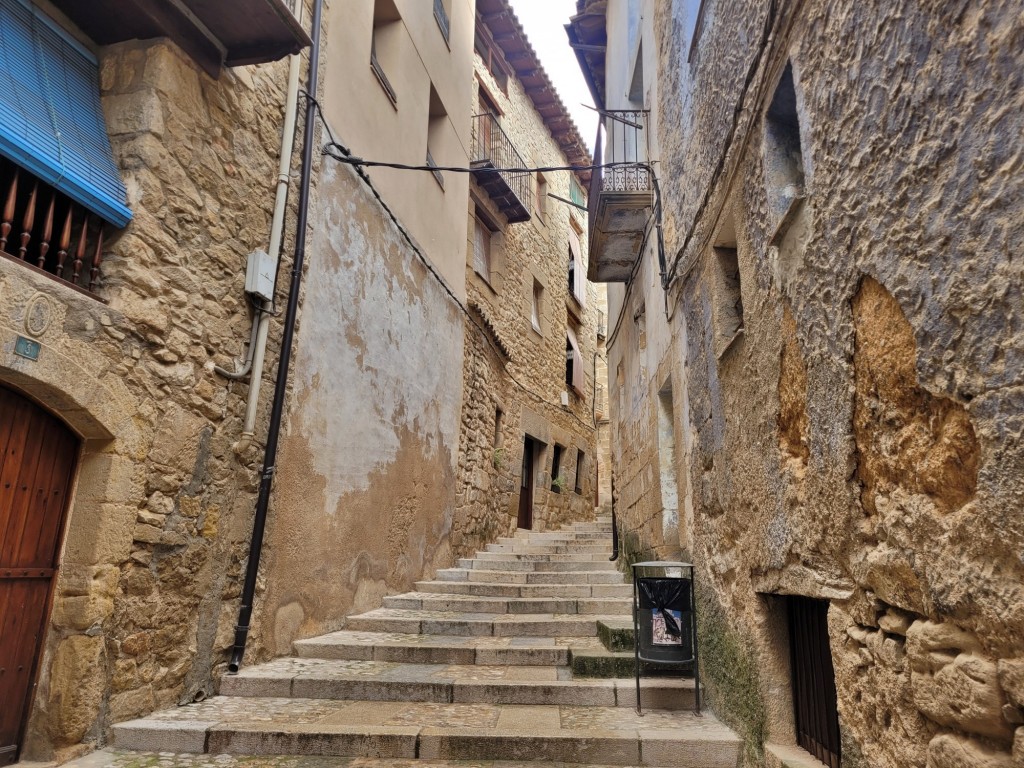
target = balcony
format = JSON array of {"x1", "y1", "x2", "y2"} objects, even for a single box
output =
[
  {"x1": 471, "y1": 113, "x2": 532, "y2": 224},
  {"x1": 48, "y1": 0, "x2": 310, "y2": 78},
  {"x1": 587, "y1": 110, "x2": 653, "y2": 282},
  {"x1": 0, "y1": 160, "x2": 110, "y2": 299}
]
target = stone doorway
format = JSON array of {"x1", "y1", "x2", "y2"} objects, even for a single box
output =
[
  {"x1": 517, "y1": 436, "x2": 538, "y2": 529},
  {"x1": 0, "y1": 384, "x2": 80, "y2": 766},
  {"x1": 787, "y1": 596, "x2": 841, "y2": 768}
]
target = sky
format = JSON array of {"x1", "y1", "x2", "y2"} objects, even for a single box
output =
[{"x1": 508, "y1": 0, "x2": 598, "y2": 149}]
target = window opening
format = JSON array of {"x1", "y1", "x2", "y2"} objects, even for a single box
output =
[
  {"x1": 493, "y1": 408, "x2": 503, "y2": 450},
  {"x1": 473, "y1": 207, "x2": 495, "y2": 283},
  {"x1": 535, "y1": 172, "x2": 548, "y2": 221},
  {"x1": 371, "y1": 0, "x2": 401, "y2": 105},
  {"x1": 568, "y1": 224, "x2": 585, "y2": 305},
  {"x1": 531, "y1": 279, "x2": 542, "y2": 332},
  {"x1": 574, "y1": 449, "x2": 585, "y2": 494},
  {"x1": 764, "y1": 62, "x2": 806, "y2": 217},
  {"x1": 551, "y1": 444, "x2": 564, "y2": 492},
  {"x1": 566, "y1": 325, "x2": 585, "y2": 397},
  {"x1": 426, "y1": 84, "x2": 446, "y2": 189},
  {"x1": 474, "y1": 20, "x2": 510, "y2": 93},
  {"x1": 713, "y1": 246, "x2": 743, "y2": 356},
  {"x1": 433, "y1": 0, "x2": 451, "y2": 43}
]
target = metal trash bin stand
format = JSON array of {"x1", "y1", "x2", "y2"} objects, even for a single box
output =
[{"x1": 631, "y1": 561, "x2": 700, "y2": 716}]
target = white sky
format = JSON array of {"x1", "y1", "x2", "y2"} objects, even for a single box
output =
[{"x1": 508, "y1": 0, "x2": 598, "y2": 150}]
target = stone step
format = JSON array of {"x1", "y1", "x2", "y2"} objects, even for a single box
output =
[
  {"x1": 219, "y1": 658, "x2": 696, "y2": 709},
  {"x1": 471, "y1": 552, "x2": 614, "y2": 562},
  {"x1": 345, "y1": 609, "x2": 622, "y2": 637},
  {"x1": 112, "y1": 698, "x2": 740, "y2": 766},
  {"x1": 294, "y1": 630, "x2": 603, "y2": 666},
  {"x1": 382, "y1": 593, "x2": 630, "y2": 615},
  {"x1": 485, "y1": 543, "x2": 611, "y2": 554},
  {"x1": 456, "y1": 558, "x2": 619, "y2": 572},
  {"x1": 435, "y1": 568, "x2": 626, "y2": 585},
  {"x1": 414, "y1": 580, "x2": 632, "y2": 599}
]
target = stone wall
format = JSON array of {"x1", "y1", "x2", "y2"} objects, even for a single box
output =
[
  {"x1": 0, "y1": 38, "x2": 294, "y2": 761},
  {"x1": 645, "y1": 0, "x2": 1024, "y2": 765},
  {"x1": 451, "y1": 53, "x2": 600, "y2": 556}
]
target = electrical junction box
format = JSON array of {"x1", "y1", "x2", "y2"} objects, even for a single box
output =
[
  {"x1": 245, "y1": 249, "x2": 275, "y2": 302},
  {"x1": 560, "y1": 390, "x2": 569, "y2": 407}
]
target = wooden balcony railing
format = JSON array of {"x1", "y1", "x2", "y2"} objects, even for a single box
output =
[
  {"x1": 471, "y1": 112, "x2": 532, "y2": 223},
  {"x1": 0, "y1": 160, "x2": 110, "y2": 298}
]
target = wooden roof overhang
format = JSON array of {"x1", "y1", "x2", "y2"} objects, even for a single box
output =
[
  {"x1": 477, "y1": 0, "x2": 592, "y2": 186},
  {"x1": 565, "y1": 0, "x2": 607, "y2": 111},
  {"x1": 49, "y1": 0, "x2": 311, "y2": 78}
]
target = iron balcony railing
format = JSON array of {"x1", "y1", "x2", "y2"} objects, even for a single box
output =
[
  {"x1": 598, "y1": 109, "x2": 651, "y2": 194},
  {"x1": 471, "y1": 112, "x2": 533, "y2": 219}
]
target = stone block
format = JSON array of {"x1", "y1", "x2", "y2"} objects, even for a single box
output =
[
  {"x1": 999, "y1": 659, "x2": 1024, "y2": 710},
  {"x1": 1014, "y1": 729, "x2": 1024, "y2": 768},
  {"x1": 103, "y1": 90, "x2": 165, "y2": 138},
  {"x1": 112, "y1": 719, "x2": 210, "y2": 753},
  {"x1": 926, "y1": 733, "x2": 1013, "y2": 768},
  {"x1": 62, "y1": 503, "x2": 136, "y2": 566},
  {"x1": 48, "y1": 635, "x2": 105, "y2": 745},
  {"x1": 51, "y1": 593, "x2": 115, "y2": 631}
]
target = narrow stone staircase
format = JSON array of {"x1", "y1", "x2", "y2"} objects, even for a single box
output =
[{"x1": 109, "y1": 516, "x2": 740, "y2": 767}]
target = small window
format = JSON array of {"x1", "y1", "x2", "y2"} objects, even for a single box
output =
[
  {"x1": 764, "y1": 62, "x2": 806, "y2": 218},
  {"x1": 371, "y1": 0, "x2": 401, "y2": 105},
  {"x1": 474, "y1": 20, "x2": 510, "y2": 93},
  {"x1": 568, "y1": 225, "x2": 585, "y2": 305},
  {"x1": 574, "y1": 449, "x2": 585, "y2": 494},
  {"x1": 531, "y1": 280, "x2": 542, "y2": 332},
  {"x1": 569, "y1": 177, "x2": 585, "y2": 208},
  {"x1": 535, "y1": 172, "x2": 548, "y2": 221},
  {"x1": 427, "y1": 84, "x2": 446, "y2": 189},
  {"x1": 616, "y1": 362, "x2": 625, "y2": 414},
  {"x1": 473, "y1": 208, "x2": 495, "y2": 283},
  {"x1": 551, "y1": 444, "x2": 564, "y2": 492},
  {"x1": 493, "y1": 407, "x2": 503, "y2": 449},
  {"x1": 566, "y1": 326, "x2": 585, "y2": 397},
  {"x1": 713, "y1": 246, "x2": 743, "y2": 356},
  {"x1": 433, "y1": 0, "x2": 451, "y2": 44}
]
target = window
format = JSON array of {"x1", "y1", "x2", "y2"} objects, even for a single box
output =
[
  {"x1": 764, "y1": 62, "x2": 806, "y2": 219},
  {"x1": 433, "y1": 0, "x2": 451, "y2": 44},
  {"x1": 551, "y1": 444, "x2": 564, "y2": 492},
  {"x1": 713, "y1": 246, "x2": 743, "y2": 356},
  {"x1": 568, "y1": 224, "x2": 585, "y2": 305},
  {"x1": 473, "y1": 207, "x2": 496, "y2": 283},
  {"x1": 684, "y1": 0, "x2": 708, "y2": 63},
  {"x1": 474, "y1": 20, "x2": 510, "y2": 93},
  {"x1": 566, "y1": 326, "x2": 585, "y2": 397},
  {"x1": 574, "y1": 449, "x2": 585, "y2": 494},
  {"x1": 569, "y1": 177, "x2": 585, "y2": 209},
  {"x1": 493, "y1": 408, "x2": 503, "y2": 449},
  {"x1": 371, "y1": 0, "x2": 401, "y2": 105},
  {"x1": 535, "y1": 172, "x2": 548, "y2": 221},
  {"x1": 531, "y1": 279, "x2": 542, "y2": 332},
  {"x1": 427, "y1": 84, "x2": 446, "y2": 189}
]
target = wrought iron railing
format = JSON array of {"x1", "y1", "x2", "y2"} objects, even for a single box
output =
[
  {"x1": 433, "y1": 0, "x2": 450, "y2": 42},
  {"x1": 598, "y1": 110, "x2": 651, "y2": 193},
  {"x1": 0, "y1": 159, "x2": 110, "y2": 298},
  {"x1": 471, "y1": 112, "x2": 533, "y2": 213}
]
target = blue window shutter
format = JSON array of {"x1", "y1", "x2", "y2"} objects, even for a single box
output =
[{"x1": 0, "y1": 0, "x2": 132, "y2": 228}]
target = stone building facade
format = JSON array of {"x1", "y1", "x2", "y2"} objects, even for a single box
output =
[
  {"x1": 0, "y1": 0, "x2": 603, "y2": 763},
  {"x1": 452, "y1": 1, "x2": 600, "y2": 558},
  {"x1": 575, "y1": 0, "x2": 1024, "y2": 766}
]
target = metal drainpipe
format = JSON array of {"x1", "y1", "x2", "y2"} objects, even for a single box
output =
[
  {"x1": 216, "y1": 4, "x2": 304, "y2": 457},
  {"x1": 228, "y1": 0, "x2": 323, "y2": 674}
]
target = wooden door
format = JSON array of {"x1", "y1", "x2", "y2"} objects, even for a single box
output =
[
  {"x1": 517, "y1": 438, "x2": 535, "y2": 530},
  {"x1": 0, "y1": 385, "x2": 79, "y2": 766},
  {"x1": 788, "y1": 596, "x2": 841, "y2": 768}
]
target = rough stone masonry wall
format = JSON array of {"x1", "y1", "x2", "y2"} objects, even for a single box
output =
[
  {"x1": 451, "y1": 56, "x2": 600, "y2": 557},
  {"x1": 652, "y1": 0, "x2": 1024, "y2": 765},
  {"x1": 0, "y1": 39, "x2": 294, "y2": 761}
]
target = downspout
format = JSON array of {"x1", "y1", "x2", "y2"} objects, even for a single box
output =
[
  {"x1": 216, "y1": 3, "x2": 304, "y2": 460},
  {"x1": 229, "y1": 0, "x2": 323, "y2": 673}
]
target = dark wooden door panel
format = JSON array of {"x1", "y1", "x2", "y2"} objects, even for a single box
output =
[
  {"x1": 0, "y1": 385, "x2": 79, "y2": 765},
  {"x1": 789, "y1": 596, "x2": 841, "y2": 768}
]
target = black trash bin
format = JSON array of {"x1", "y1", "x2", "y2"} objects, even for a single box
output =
[{"x1": 631, "y1": 561, "x2": 700, "y2": 715}]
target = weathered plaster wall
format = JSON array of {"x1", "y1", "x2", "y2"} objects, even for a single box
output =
[
  {"x1": 258, "y1": 158, "x2": 464, "y2": 654},
  {"x1": 0, "y1": 39, "x2": 294, "y2": 761},
  {"x1": 451, "y1": 52, "x2": 600, "y2": 555},
  {"x1": 645, "y1": 0, "x2": 1024, "y2": 765}
]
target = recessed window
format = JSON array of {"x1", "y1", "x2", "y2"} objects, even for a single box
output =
[
  {"x1": 474, "y1": 19, "x2": 510, "y2": 94},
  {"x1": 473, "y1": 207, "x2": 496, "y2": 283},
  {"x1": 493, "y1": 407, "x2": 503, "y2": 449},
  {"x1": 551, "y1": 444, "x2": 564, "y2": 492},
  {"x1": 371, "y1": 0, "x2": 401, "y2": 105},
  {"x1": 574, "y1": 449, "x2": 585, "y2": 494},
  {"x1": 433, "y1": 0, "x2": 451, "y2": 44},
  {"x1": 535, "y1": 172, "x2": 548, "y2": 221},
  {"x1": 713, "y1": 246, "x2": 743, "y2": 356},
  {"x1": 764, "y1": 62, "x2": 806, "y2": 218},
  {"x1": 568, "y1": 223, "x2": 585, "y2": 305},
  {"x1": 569, "y1": 177, "x2": 586, "y2": 209},
  {"x1": 566, "y1": 326, "x2": 584, "y2": 397},
  {"x1": 531, "y1": 279, "x2": 543, "y2": 332},
  {"x1": 427, "y1": 84, "x2": 446, "y2": 189}
]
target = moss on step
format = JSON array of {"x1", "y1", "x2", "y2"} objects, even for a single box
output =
[{"x1": 597, "y1": 620, "x2": 634, "y2": 652}]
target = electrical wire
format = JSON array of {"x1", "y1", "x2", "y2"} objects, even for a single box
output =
[{"x1": 303, "y1": 94, "x2": 600, "y2": 435}]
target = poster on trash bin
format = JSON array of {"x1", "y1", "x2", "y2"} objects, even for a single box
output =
[{"x1": 651, "y1": 608, "x2": 683, "y2": 645}]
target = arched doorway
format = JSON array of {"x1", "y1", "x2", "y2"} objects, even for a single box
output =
[{"x1": 0, "y1": 384, "x2": 79, "y2": 766}]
